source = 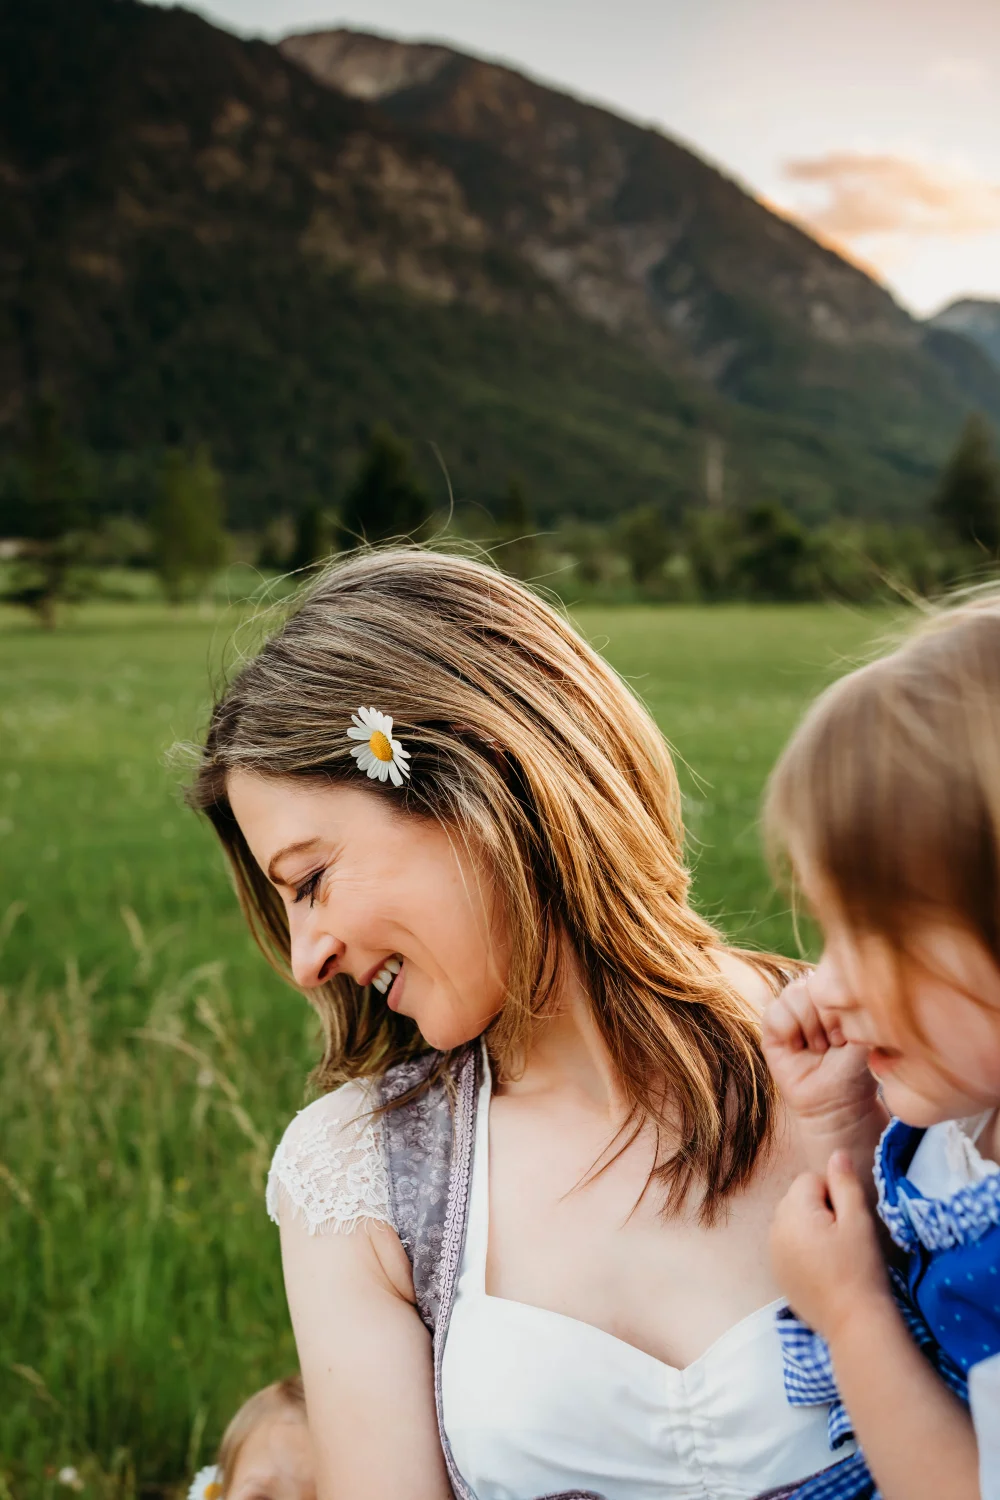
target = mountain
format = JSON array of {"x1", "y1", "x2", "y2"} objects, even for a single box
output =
[
  {"x1": 279, "y1": 32, "x2": 1000, "y2": 446},
  {"x1": 929, "y1": 299, "x2": 1000, "y2": 373},
  {"x1": 2, "y1": 1, "x2": 998, "y2": 532}
]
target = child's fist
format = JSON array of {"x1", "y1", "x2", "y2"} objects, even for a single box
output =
[
  {"x1": 770, "y1": 1152, "x2": 890, "y2": 1344},
  {"x1": 762, "y1": 976, "x2": 879, "y2": 1133}
]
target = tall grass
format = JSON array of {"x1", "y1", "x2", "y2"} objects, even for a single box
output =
[
  {"x1": 0, "y1": 905, "x2": 307, "y2": 1498},
  {"x1": 0, "y1": 599, "x2": 893, "y2": 1496}
]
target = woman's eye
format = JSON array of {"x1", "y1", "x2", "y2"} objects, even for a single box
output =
[{"x1": 293, "y1": 870, "x2": 324, "y2": 906}]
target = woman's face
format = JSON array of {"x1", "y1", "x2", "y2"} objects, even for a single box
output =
[{"x1": 227, "y1": 772, "x2": 510, "y2": 1050}]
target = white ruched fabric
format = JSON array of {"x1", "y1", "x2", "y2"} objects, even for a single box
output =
[
  {"x1": 266, "y1": 1070, "x2": 845, "y2": 1497},
  {"x1": 440, "y1": 1064, "x2": 845, "y2": 1500}
]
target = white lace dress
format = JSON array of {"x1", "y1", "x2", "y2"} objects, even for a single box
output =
[
  {"x1": 267, "y1": 1079, "x2": 840, "y2": 1500},
  {"x1": 266, "y1": 1081, "x2": 391, "y2": 1237}
]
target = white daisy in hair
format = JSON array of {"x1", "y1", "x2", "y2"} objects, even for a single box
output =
[
  {"x1": 346, "y1": 707, "x2": 411, "y2": 788},
  {"x1": 188, "y1": 1466, "x2": 223, "y2": 1500}
]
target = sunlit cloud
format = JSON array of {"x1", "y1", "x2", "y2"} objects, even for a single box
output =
[
  {"x1": 927, "y1": 55, "x2": 991, "y2": 90},
  {"x1": 781, "y1": 153, "x2": 1000, "y2": 241}
]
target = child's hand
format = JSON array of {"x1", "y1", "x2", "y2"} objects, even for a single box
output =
[
  {"x1": 762, "y1": 977, "x2": 882, "y2": 1165},
  {"x1": 771, "y1": 1151, "x2": 891, "y2": 1344}
]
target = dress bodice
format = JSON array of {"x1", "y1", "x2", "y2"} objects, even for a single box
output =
[{"x1": 439, "y1": 1063, "x2": 843, "y2": 1500}]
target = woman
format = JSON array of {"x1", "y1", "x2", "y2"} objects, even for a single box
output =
[{"x1": 191, "y1": 549, "x2": 844, "y2": 1500}]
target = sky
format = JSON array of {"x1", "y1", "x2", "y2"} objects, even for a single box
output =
[{"x1": 155, "y1": 0, "x2": 1000, "y2": 316}]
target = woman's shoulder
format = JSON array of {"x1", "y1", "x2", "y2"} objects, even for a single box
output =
[
  {"x1": 266, "y1": 1078, "x2": 392, "y2": 1237},
  {"x1": 714, "y1": 947, "x2": 793, "y2": 1016}
]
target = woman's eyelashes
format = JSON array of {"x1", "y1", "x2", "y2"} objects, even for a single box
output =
[{"x1": 292, "y1": 868, "x2": 325, "y2": 907}]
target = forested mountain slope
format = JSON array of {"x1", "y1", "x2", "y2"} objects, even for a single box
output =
[{"x1": 1, "y1": 0, "x2": 997, "y2": 525}]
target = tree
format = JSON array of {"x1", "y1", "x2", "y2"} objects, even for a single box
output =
[
  {"x1": 561, "y1": 520, "x2": 608, "y2": 587},
  {"x1": 4, "y1": 398, "x2": 89, "y2": 628},
  {"x1": 932, "y1": 413, "x2": 1000, "y2": 551},
  {"x1": 339, "y1": 426, "x2": 432, "y2": 545},
  {"x1": 617, "y1": 505, "x2": 670, "y2": 587},
  {"x1": 289, "y1": 501, "x2": 332, "y2": 573},
  {"x1": 686, "y1": 509, "x2": 741, "y2": 599},
  {"x1": 151, "y1": 445, "x2": 227, "y2": 602},
  {"x1": 734, "y1": 500, "x2": 812, "y2": 601},
  {"x1": 494, "y1": 478, "x2": 539, "y2": 580}
]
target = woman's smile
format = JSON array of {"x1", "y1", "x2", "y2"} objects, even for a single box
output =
[{"x1": 375, "y1": 956, "x2": 406, "y2": 1012}]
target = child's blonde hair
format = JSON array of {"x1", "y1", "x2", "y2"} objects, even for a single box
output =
[
  {"x1": 764, "y1": 589, "x2": 1000, "y2": 1030},
  {"x1": 218, "y1": 1375, "x2": 305, "y2": 1495}
]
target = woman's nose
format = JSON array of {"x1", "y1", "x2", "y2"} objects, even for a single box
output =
[{"x1": 289, "y1": 914, "x2": 345, "y2": 989}]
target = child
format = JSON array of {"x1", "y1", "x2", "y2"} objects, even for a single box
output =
[
  {"x1": 189, "y1": 1375, "x2": 315, "y2": 1500},
  {"x1": 760, "y1": 594, "x2": 1000, "y2": 1500}
]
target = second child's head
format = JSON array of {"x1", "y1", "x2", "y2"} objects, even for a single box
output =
[
  {"x1": 765, "y1": 593, "x2": 1000, "y2": 1127},
  {"x1": 218, "y1": 1375, "x2": 313, "y2": 1500}
]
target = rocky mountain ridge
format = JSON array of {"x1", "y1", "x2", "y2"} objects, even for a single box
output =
[
  {"x1": 930, "y1": 299, "x2": 1000, "y2": 372},
  {"x1": 2, "y1": 0, "x2": 998, "y2": 527},
  {"x1": 280, "y1": 29, "x2": 913, "y2": 377}
]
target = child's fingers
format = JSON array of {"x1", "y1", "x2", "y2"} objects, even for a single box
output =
[
  {"x1": 820, "y1": 1011, "x2": 846, "y2": 1047},
  {"x1": 781, "y1": 978, "x2": 830, "y2": 1054},
  {"x1": 771, "y1": 1172, "x2": 836, "y2": 1274},
  {"x1": 825, "y1": 1150, "x2": 869, "y2": 1223},
  {"x1": 761, "y1": 991, "x2": 808, "y2": 1055},
  {"x1": 763, "y1": 979, "x2": 826, "y2": 1055},
  {"x1": 784, "y1": 1168, "x2": 833, "y2": 1214},
  {"x1": 777, "y1": 1169, "x2": 837, "y2": 1233}
]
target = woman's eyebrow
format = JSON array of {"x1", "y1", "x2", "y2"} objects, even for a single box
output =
[{"x1": 267, "y1": 838, "x2": 323, "y2": 884}]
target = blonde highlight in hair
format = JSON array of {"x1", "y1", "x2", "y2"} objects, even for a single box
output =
[
  {"x1": 191, "y1": 547, "x2": 790, "y2": 1219},
  {"x1": 764, "y1": 587, "x2": 1000, "y2": 995},
  {"x1": 217, "y1": 1374, "x2": 305, "y2": 1496}
]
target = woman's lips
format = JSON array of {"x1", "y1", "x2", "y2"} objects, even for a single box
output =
[{"x1": 386, "y1": 959, "x2": 405, "y2": 1012}]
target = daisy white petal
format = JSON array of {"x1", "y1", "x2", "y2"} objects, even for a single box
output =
[
  {"x1": 188, "y1": 1468, "x2": 222, "y2": 1500},
  {"x1": 345, "y1": 706, "x2": 411, "y2": 789}
]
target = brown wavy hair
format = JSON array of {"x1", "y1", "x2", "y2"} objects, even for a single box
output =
[{"x1": 190, "y1": 547, "x2": 790, "y2": 1219}]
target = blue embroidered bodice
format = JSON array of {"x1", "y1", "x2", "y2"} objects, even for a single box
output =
[
  {"x1": 771, "y1": 1115, "x2": 1000, "y2": 1500},
  {"x1": 876, "y1": 1118, "x2": 1000, "y2": 1374}
]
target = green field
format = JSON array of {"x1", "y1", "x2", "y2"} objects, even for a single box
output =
[{"x1": 0, "y1": 598, "x2": 894, "y2": 1497}]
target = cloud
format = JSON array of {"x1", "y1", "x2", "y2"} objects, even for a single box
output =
[
  {"x1": 781, "y1": 152, "x2": 1000, "y2": 242},
  {"x1": 928, "y1": 56, "x2": 990, "y2": 90}
]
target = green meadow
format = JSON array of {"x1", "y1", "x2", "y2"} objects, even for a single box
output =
[{"x1": 0, "y1": 597, "x2": 892, "y2": 1498}]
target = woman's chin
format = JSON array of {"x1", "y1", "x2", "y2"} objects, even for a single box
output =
[
  {"x1": 414, "y1": 1015, "x2": 483, "y2": 1052},
  {"x1": 405, "y1": 997, "x2": 493, "y2": 1053}
]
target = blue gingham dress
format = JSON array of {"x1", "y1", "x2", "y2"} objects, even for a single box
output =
[{"x1": 763, "y1": 1114, "x2": 1000, "y2": 1500}]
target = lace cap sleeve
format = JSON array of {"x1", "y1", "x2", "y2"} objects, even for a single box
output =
[{"x1": 266, "y1": 1080, "x2": 392, "y2": 1236}]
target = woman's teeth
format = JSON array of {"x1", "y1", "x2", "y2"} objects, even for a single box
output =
[{"x1": 371, "y1": 956, "x2": 402, "y2": 994}]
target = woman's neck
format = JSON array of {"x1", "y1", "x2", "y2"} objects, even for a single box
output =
[{"x1": 501, "y1": 943, "x2": 627, "y2": 1119}]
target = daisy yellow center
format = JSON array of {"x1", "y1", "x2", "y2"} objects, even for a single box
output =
[
  {"x1": 205, "y1": 1485, "x2": 222, "y2": 1500},
  {"x1": 369, "y1": 730, "x2": 393, "y2": 762}
]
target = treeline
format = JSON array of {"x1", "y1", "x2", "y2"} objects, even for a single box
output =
[{"x1": 2, "y1": 405, "x2": 1000, "y2": 625}]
